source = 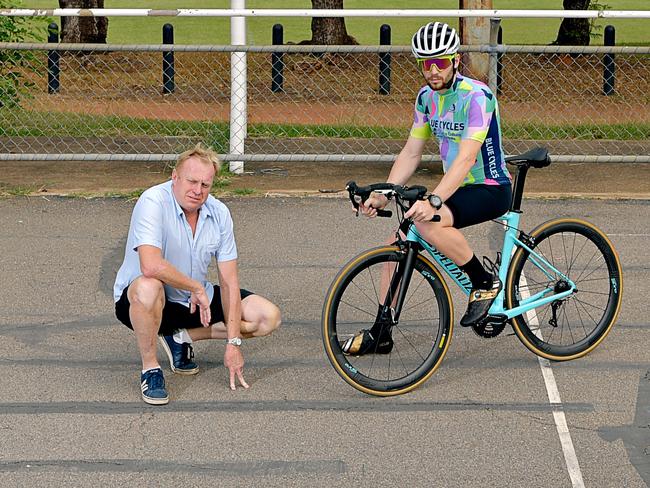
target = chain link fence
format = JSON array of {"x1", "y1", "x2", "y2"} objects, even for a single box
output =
[{"x1": 1, "y1": 43, "x2": 649, "y2": 162}]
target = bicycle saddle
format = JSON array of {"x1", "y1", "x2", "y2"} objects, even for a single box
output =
[{"x1": 505, "y1": 147, "x2": 551, "y2": 168}]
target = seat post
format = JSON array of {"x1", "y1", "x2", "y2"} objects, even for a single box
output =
[{"x1": 509, "y1": 164, "x2": 529, "y2": 212}]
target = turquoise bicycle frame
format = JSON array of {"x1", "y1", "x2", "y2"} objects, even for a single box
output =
[{"x1": 405, "y1": 211, "x2": 576, "y2": 321}]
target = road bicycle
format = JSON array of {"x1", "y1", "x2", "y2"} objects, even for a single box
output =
[{"x1": 322, "y1": 147, "x2": 623, "y2": 396}]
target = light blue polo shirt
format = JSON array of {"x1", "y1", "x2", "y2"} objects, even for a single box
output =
[{"x1": 113, "y1": 180, "x2": 238, "y2": 305}]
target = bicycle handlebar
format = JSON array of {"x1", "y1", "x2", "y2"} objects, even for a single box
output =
[{"x1": 346, "y1": 181, "x2": 441, "y2": 222}]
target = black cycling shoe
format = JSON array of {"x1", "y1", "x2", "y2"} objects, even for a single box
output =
[
  {"x1": 460, "y1": 276, "x2": 502, "y2": 327},
  {"x1": 341, "y1": 329, "x2": 394, "y2": 356}
]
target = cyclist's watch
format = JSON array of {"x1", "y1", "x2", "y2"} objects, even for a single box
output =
[
  {"x1": 427, "y1": 193, "x2": 443, "y2": 211},
  {"x1": 225, "y1": 337, "x2": 242, "y2": 346}
]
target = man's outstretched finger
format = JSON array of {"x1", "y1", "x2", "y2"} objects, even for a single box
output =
[
  {"x1": 237, "y1": 371, "x2": 250, "y2": 389},
  {"x1": 229, "y1": 369, "x2": 237, "y2": 390}
]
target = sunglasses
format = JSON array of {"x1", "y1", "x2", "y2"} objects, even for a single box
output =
[{"x1": 417, "y1": 55, "x2": 456, "y2": 73}]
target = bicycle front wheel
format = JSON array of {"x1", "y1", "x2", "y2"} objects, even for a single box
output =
[
  {"x1": 322, "y1": 246, "x2": 453, "y2": 396},
  {"x1": 506, "y1": 218, "x2": 623, "y2": 360}
]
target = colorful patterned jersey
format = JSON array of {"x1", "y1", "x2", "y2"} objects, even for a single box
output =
[{"x1": 410, "y1": 75, "x2": 511, "y2": 186}]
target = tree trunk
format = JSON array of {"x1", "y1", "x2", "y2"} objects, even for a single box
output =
[
  {"x1": 555, "y1": 0, "x2": 591, "y2": 45},
  {"x1": 59, "y1": 0, "x2": 108, "y2": 44},
  {"x1": 459, "y1": 0, "x2": 492, "y2": 83},
  {"x1": 307, "y1": 0, "x2": 357, "y2": 45}
]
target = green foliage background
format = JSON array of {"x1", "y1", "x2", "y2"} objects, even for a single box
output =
[{"x1": 0, "y1": 0, "x2": 47, "y2": 107}]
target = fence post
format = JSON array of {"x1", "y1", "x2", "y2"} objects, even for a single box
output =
[
  {"x1": 488, "y1": 18, "x2": 500, "y2": 94},
  {"x1": 603, "y1": 25, "x2": 615, "y2": 96},
  {"x1": 496, "y1": 25, "x2": 503, "y2": 95},
  {"x1": 230, "y1": 0, "x2": 247, "y2": 174},
  {"x1": 271, "y1": 24, "x2": 284, "y2": 93},
  {"x1": 379, "y1": 24, "x2": 391, "y2": 95},
  {"x1": 47, "y1": 22, "x2": 60, "y2": 94},
  {"x1": 162, "y1": 23, "x2": 175, "y2": 95}
]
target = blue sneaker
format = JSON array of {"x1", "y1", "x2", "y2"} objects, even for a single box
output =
[
  {"x1": 140, "y1": 368, "x2": 169, "y2": 405},
  {"x1": 159, "y1": 335, "x2": 199, "y2": 375}
]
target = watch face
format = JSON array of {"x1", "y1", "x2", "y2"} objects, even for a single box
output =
[
  {"x1": 227, "y1": 337, "x2": 242, "y2": 346},
  {"x1": 428, "y1": 194, "x2": 442, "y2": 209}
]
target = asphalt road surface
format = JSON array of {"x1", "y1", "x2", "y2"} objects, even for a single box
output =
[{"x1": 0, "y1": 196, "x2": 647, "y2": 487}]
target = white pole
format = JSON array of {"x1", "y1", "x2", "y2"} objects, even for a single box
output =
[{"x1": 229, "y1": 0, "x2": 246, "y2": 174}]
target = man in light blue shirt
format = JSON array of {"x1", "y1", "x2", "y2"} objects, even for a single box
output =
[{"x1": 114, "y1": 144, "x2": 281, "y2": 405}]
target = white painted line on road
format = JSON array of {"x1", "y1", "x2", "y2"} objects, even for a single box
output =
[{"x1": 520, "y1": 275, "x2": 585, "y2": 488}]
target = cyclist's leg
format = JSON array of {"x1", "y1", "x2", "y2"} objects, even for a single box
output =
[
  {"x1": 413, "y1": 205, "x2": 472, "y2": 263},
  {"x1": 416, "y1": 184, "x2": 512, "y2": 325}
]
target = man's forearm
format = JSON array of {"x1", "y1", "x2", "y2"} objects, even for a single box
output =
[
  {"x1": 433, "y1": 157, "x2": 474, "y2": 201},
  {"x1": 220, "y1": 283, "x2": 242, "y2": 338},
  {"x1": 143, "y1": 258, "x2": 202, "y2": 293},
  {"x1": 388, "y1": 147, "x2": 421, "y2": 185}
]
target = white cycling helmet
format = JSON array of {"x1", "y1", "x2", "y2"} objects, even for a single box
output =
[{"x1": 411, "y1": 22, "x2": 460, "y2": 58}]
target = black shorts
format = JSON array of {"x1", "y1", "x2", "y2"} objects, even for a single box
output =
[
  {"x1": 445, "y1": 184, "x2": 512, "y2": 229},
  {"x1": 115, "y1": 284, "x2": 254, "y2": 336}
]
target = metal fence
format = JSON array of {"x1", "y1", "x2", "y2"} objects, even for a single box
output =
[{"x1": 1, "y1": 42, "x2": 650, "y2": 163}]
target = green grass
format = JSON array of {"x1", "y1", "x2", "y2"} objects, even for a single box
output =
[
  {"x1": 0, "y1": 183, "x2": 36, "y2": 196},
  {"x1": 249, "y1": 123, "x2": 406, "y2": 140},
  {"x1": 20, "y1": 0, "x2": 650, "y2": 46},
  {"x1": 504, "y1": 123, "x2": 650, "y2": 140},
  {"x1": 0, "y1": 111, "x2": 230, "y2": 150},
  {"x1": 230, "y1": 188, "x2": 257, "y2": 196},
  {"x1": 3, "y1": 110, "x2": 650, "y2": 142},
  {"x1": 103, "y1": 189, "x2": 146, "y2": 200}
]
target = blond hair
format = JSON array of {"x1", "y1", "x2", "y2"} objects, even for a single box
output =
[{"x1": 176, "y1": 143, "x2": 221, "y2": 173}]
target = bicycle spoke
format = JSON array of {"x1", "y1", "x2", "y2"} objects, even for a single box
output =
[
  {"x1": 349, "y1": 277, "x2": 380, "y2": 310},
  {"x1": 571, "y1": 297, "x2": 590, "y2": 338},
  {"x1": 561, "y1": 303, "x2": 576, "y2": 344},
  {"x1": 338, "y1": 299, "x2": 376, "y2": 319},
  {"x1": 571, "y1": 295, "x2": 607, "y2": 314}
]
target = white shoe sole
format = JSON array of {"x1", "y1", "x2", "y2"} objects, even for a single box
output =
[{"x1": 141, "y1": 392, "x2": 169, "y2": 405}]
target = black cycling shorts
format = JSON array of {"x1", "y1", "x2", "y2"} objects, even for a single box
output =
[
  {"x1": 444, "y1": 184, "x2": 512, "y2": 229},
  {"x1": 115, "y1": 284, "x2": 254, "y2": 336}
]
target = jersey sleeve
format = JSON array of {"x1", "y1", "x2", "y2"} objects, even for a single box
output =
[
  {"x1": 463, "y1": 88, "x2": 496, "y2": 144},
  {"x1": 409, "y1": 87, "x2": 432, "y2": 140}
]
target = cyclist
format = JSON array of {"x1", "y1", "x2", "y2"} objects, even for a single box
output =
[{"x1": 344, "y1": 21, "x2": 512, "y2": 356}]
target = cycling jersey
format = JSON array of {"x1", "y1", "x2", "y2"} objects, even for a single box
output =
[{"x1": 410, "y1": 75, "x2": 511, "y2": 186}]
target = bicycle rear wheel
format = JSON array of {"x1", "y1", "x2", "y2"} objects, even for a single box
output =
[
  {"x1": 322, "y1": 246, "x2": 453, "y2": 396},
  {"x1": 506, "y1": 218, "x2": 623, "y2": 360}
]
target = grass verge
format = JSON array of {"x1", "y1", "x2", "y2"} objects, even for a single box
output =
[{"x1": 2, "y1": 110, "x2": 650, "y2": 143}]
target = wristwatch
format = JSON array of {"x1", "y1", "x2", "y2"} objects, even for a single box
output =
[
  {"x1": 225, "y1": 337, "x2": 242, "y2": 346},
  {"x1": 427, "y1": 193, "x2": 443, "y2": 210}
]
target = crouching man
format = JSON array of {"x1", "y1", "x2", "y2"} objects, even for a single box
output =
[{"x1": 114, "y1": 144, "x2": 281, "y2": 405}]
